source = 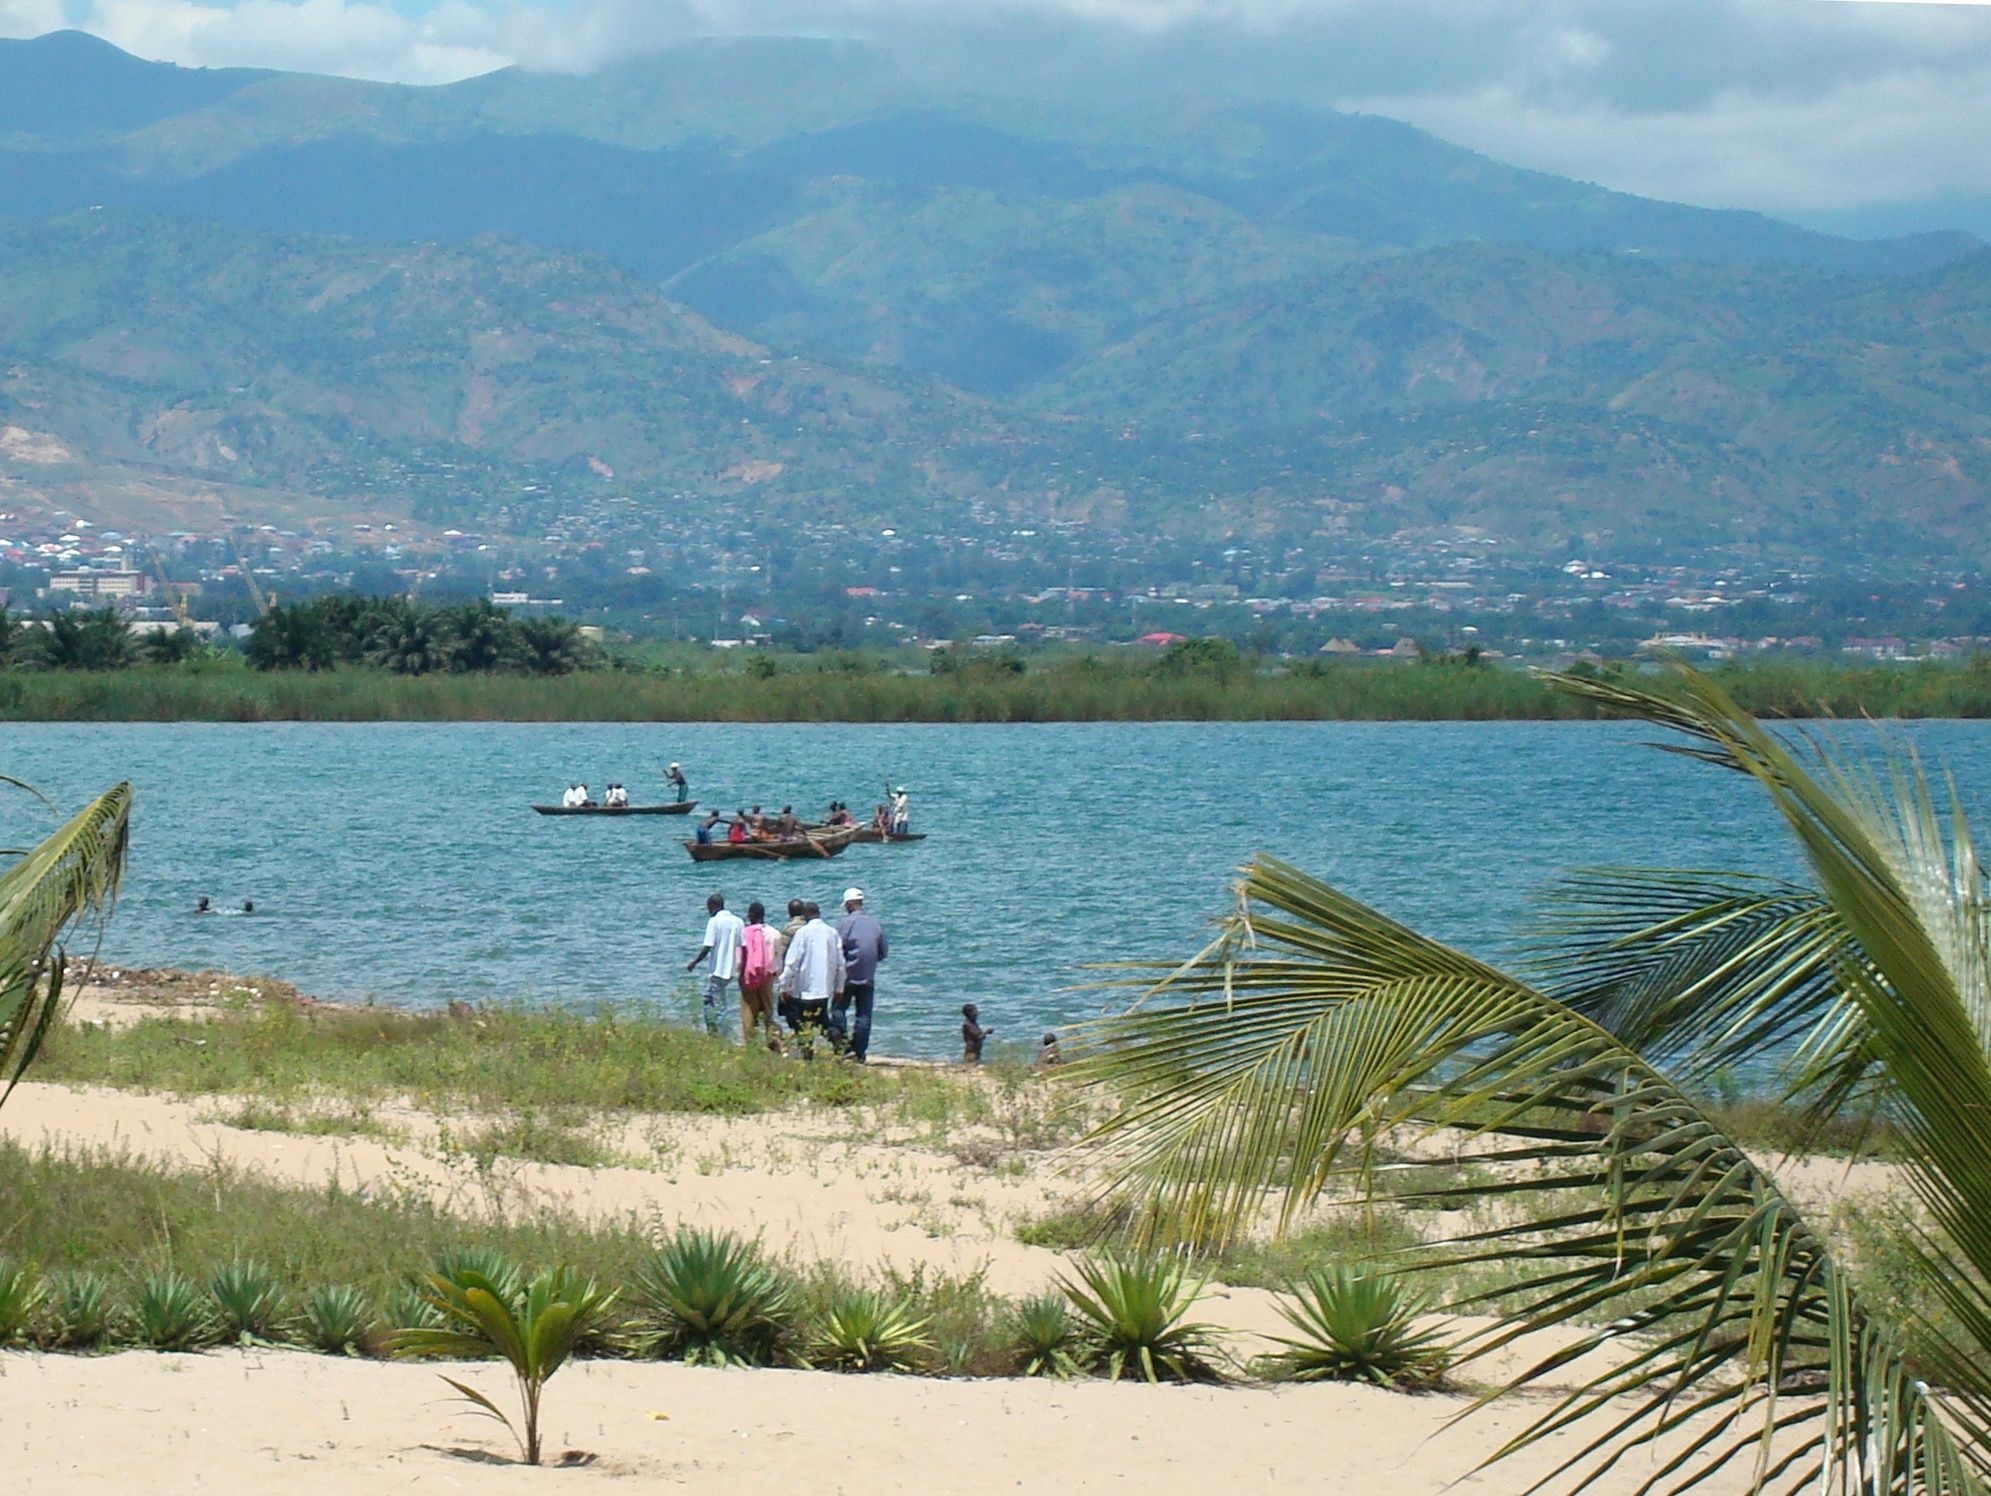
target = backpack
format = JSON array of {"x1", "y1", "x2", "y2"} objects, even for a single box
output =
[{"x1": 740, "y1": 924, "x2": 774, "y2": 987}]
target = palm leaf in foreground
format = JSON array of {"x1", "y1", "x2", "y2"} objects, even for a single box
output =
[
  {"x1": 0, "y1": 780, "x2": 131, "y2": 1106},
  {"x1": 1070, "y1": 842, "x2": 1986, "y2": 1493}
]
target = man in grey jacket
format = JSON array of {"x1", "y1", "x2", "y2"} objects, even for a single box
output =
[{"x1": 833, "y1": 886, "x2": 888, "y2": 1063}]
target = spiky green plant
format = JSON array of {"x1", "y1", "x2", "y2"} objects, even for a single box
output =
[
  {"x1": 299, "y1": 1284, "x2": 374, "y2": 1356},
  {"x1": 384, "y1": 1279, "x2": 443, "y2": 1336},
  {"x1": 1070, "y1": 667, "x2": 1991, "y2": 1492},
  {"x1": 389, "y1": 1267, "x2": 615, "y2": 1467},
  {"x1": 209, "y1": 1259, "x2": 288, "y2": 1344},
  {"x1": 1058, "y1": 1253, "x2": 1224, "y2": 1384},
  {"x1": 1263, "y1": 1269, "x2": 1450, "y2": 1388},
  {"x1": 0, "y1": 1255, "x2": 46, "y2": 1343},
  {"x1": 1003, "y1": 1293, "x2": 1083, "y2": 1379},
  {"x1": 431, "y1": 1246, "x2": 525, "y2": 1307},
  {"x1": 809, "y1": 1289, "x2": 932, "y2": 1373},
  {"x1": 629, "y1": 1227, "x2": 797, "y2": 1367},
  {"x1": 132, "y1": 1270, "x2": 214, "y2": 1350},
  {"x1": 44, "y1": 1269, "x2": 113, "y2": 1348},
  {"x1": 0, "y1": 779, "x2": 130, "y2": 1108}
]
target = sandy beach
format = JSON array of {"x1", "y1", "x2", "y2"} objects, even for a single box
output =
[{"x1": 1, "y1": 973, "x2": 1865, "y2": 1493}]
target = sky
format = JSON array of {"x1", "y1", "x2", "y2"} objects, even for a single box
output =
[{"x1": 2, "y1": 0, "x2": 1989, "y2": 229}]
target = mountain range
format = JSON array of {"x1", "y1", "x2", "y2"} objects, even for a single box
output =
[{"x1": 0, "y1": 28, "x2": 1984, "y2": 563}]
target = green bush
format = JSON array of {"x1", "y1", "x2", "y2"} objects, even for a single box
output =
[
  {"x1": 209, "y1": 1259, "x2": 288, "y2": 1343},
  {"x1": 299, "y1": 1283, "x2": 376, "y2": 1356},
  {"x1": 1004, "y1": 1293, "x2": 1082, "y2": 1379},
  {"x1": 132, "y1": 1270, "x2": 215, "y2": 1350},
  {"x1": 629, "y1": 1228, "x2": 798, "y2": 1367},
  {"x1": 0, "y1": 1255, "x2": 46, "y2": 1343},
  {"x1": 43, "y1": 1269, "x2": 114, "y2": 1349},
  {"x1": 1060, "y1": 1253, "x2": 1224, "y2": 1384},
  {"x1": 810, "y1": 1289, "x2": 933, "y2": 1373},
  {"x1": 1262, "y1": 1268, "x2": 1451, "y2": 1389}
]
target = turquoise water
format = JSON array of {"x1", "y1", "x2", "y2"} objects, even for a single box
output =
[{"x1": 4, "y1": 720, "x2": 1989, "y2": 1059}]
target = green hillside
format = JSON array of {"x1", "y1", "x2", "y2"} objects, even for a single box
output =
[{"x1": 0, "y1": 31, "x2": 1985, "y2": 563}]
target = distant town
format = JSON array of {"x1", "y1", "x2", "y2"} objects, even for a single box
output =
[{"x1": 4, "y1": 502, "x2": 1984, "y2": 666}]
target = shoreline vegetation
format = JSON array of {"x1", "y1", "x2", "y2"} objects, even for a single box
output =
[{"x1": 1, "y1": 651, "x2": 1990, "y2": 723}]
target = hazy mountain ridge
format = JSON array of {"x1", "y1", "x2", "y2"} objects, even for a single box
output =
[{"x1": 0, "y1": 30, "x2": 1984, "y2": 563}]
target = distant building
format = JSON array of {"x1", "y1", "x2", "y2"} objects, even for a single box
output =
[
  {"x1": 48, "y1": 569, "x2": 145, "y2": 600},
  {"x1": 1317, "y1": 638, "x2": 1362, "y2": 656}
]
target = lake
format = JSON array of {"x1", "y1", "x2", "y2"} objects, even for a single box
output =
[{"x1": 4, "y1": 719, "x2": 1988, "y2": 1059}]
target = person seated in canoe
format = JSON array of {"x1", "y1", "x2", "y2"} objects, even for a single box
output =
[
  {"x1": 696, "y1": 809, "x2": 724, "y2": 844},
  {"x1": 665, "y1": 763, "x2": 689, "y2": 803},
  {"x1": 560, "y1": 784, "x2": 579, "y2": 808},
  {"x1": 776, "y1": 805, "x2": 800, "y2": 838},
  {"x1": 605, "y1": 783, "x2": 629, "y2": 808},
  {"x1": 727, "y1": 811, "x2": 749, "y2": 846},
  {"x1": 748, "y1": 805, "x2": 770, "y2": 838},
  {"x1": 577, "y1": 783, "x2": 595, "y2": 807},
  {"x1": 826, "y1": 801, "x2": 853, "y2": 828},
  {"x1": 871, "y1": 802, "x2": 891, "y2": 835}
]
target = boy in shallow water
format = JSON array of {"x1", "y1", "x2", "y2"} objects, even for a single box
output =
[{"x1": 960, "y1": 1003, "x2": 993, "y2": 1064}]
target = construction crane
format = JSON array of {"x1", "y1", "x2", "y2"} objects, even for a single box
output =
[
  {"x1": 149, "y1": 550, "x2": 192, "y2": 629},
  {"x1": 230, "y1": 537, "x2": 275, "y2": 618}
]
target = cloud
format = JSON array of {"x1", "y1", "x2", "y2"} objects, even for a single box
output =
[
  {"x1": 0, "y1": 0, "x2": 67, "y2": 37},
  {"x1": 30, "y1": 0, "x2": 1991, "y2": 220}
]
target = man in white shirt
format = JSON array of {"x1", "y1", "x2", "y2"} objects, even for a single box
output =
[
  {"x1": 888, "y1": 786, "x2": 910, "y2": 836},
  {"x1": 685, "y1": 892, "x2": 745, "y2": 1037},
  {"x1": 561, "y1": 784, "x2": 580, "y2": 808},
  {"x1": 778, "y1": 900, "x2": 846, "y2": 1057}
]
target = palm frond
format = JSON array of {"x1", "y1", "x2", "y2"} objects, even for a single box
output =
[
  {"x1": 1070, "y1": 853, "x2": 1988, "y2": 1494},
  {"x1": 1529, "y1": 868, "x2": 1877, "y2": 1108},
  {"x1": 0, "y1": 781, "x2": 132, "y2": 1104}
]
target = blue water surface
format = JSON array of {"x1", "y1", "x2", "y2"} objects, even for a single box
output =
[{"x1": 3, "y1": 720, "x2": 1987, "y2": 1058}]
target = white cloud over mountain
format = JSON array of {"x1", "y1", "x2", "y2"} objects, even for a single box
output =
[{"x1": 11, "y1": 0, "x2": 1991, "y2": 225}]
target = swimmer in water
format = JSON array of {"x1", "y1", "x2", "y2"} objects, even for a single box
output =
[{"x1": 195, "y1": 896, "x2": 213, "y2": 914}]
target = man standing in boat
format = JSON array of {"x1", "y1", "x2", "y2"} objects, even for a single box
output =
[
  {"x1": 685, "y1": 892, "x2": 744, "y2": 1038},
  {"x1": 887, "y1": 785, "x2": 911, "y2": 836},
  {"x1": 833, "y1": 886, "x2": 887, "y2": 1064},
  {"x1": 666, "y1": 762, "x2": 690, "y2": 804}
]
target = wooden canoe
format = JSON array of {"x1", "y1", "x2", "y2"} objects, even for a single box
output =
[
  {"x1": 532, "y1": 801, "x2": 698, "y2": 816},
  {"x1": 845, "y1": 828, "x2": 926, "y2": 844},
  {"x1": 682, "y1": 826, "x2": 859, "y2": 861}
]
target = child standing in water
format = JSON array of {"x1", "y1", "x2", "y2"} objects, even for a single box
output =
[{"x1": 960, "y1": 1003, "x2": 993, "y2": 1064}]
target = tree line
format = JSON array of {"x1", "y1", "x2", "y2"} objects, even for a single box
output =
[{"x1": 0, "y1": 599, "x2": 603, "y2": 676}]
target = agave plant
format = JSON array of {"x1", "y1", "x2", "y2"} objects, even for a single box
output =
[
  {"x1": 1058, "y1": 1253, "x2": 1224, "y2": 1384},
  {"x1": 809, "y1": 1289, "x2": 933, "y2": 1373},
  {"x1": 0, "y1": 1255, "x2": 46, "y2": 1343},
  {"x1": 1003, "y1": 1293, "x2": 1084, "y2": 1379},
  {"x1": 629, "y1": 1227, "x2": 798, "y2": 1367},
  {"x1": 431, "y1": 1247, "x2": 525, "y2": 1308},
  {"x1": 384, "y1": 1279, "x2": 443, "y2": 1335},
  {"x1": 0, "y1": 779, "x2": 131, "y2": 1109},
  {"x1": 44, "y1": 1269, "x2": 114, "y2": 1349},
  {"x1": 209, "y1": 1260, "x2": 288, "y2": 1344},
  {"x1": 132, "y1": 1270, "x2": 215, "y2": 1351},
  {"x1": 390, "y1": 1266, "x2": 615, "y2": 1467},
  {"x1": 299, "y1": 1284, "x2": 375, "y2": 1356},
  {"x1": 1263, "y1": 1268, "x2": 1450, "y2": 1389},
  {"x1": 1070, "y1": 668, "x2": 1991, "y2": 1492}
]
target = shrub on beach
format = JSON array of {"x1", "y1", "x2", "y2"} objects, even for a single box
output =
[
  {"x1": 42, "y1": 1269, "x2": 114, "y2": 1349},
  {"x1": 132, "y1": 1270, "x2": 216, "y2": 1351},
  {"x1": 0, "y1": 1255, "x2": 46, "y2": 1343},
  {"x1": 210, "y1": 1259, "x2": 289, "y2": 1344},
  {"x1": 299, "y1": 1284, "x2": 376, "y2": 1357},
  {"x1": 629, "y1": 1228, "x2": 799, "y2": 1368},
  {"x1": 1261, "y1": 1269, "x2": 1451, "y2": 1389},
  {"x1": 1003, "y1": 1293, "x2": 1083, "y2": 1379},
  {"x1": 809, "y1": 1289, "x2": 933, "y2": 1373},
  {"x1": 1059, "y1": 1253, "x2": 1225, "y2": 1384}
]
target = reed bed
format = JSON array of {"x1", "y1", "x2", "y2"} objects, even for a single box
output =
[{"x1": 1, "y1": 655, "x2": 1985, "y2": 722}]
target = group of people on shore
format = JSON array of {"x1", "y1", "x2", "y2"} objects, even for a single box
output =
[{"x1": 686, "y1": 886, "x2": 888, "y2": 1059}]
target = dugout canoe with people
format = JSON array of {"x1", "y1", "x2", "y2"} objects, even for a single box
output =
[{"x1": 683, "y1": 824, "x2": 859, "y2": 861}]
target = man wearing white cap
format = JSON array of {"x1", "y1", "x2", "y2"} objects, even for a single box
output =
[
  {"x1": 665, "y1": 762, "x2": 690, "y2": 804},
  {"x1": 833, "y1": 886, "x2": 888, "y2": 1062}
]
